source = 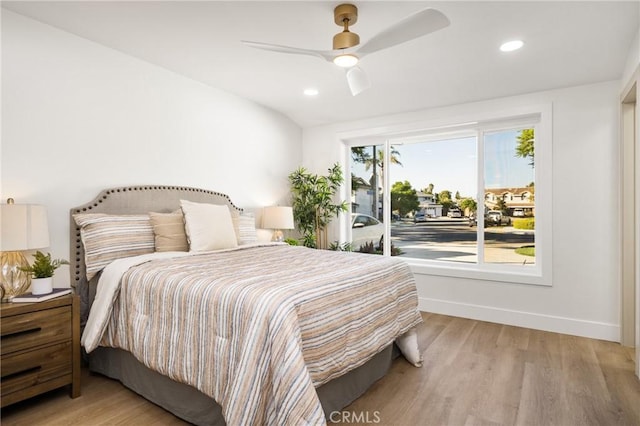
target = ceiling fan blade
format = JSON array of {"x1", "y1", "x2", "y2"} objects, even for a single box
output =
[
  {"x1": 346, "y1": 66, "x2": 371, "y2": 96},
  {"x1": 356, "y1": 8, "x2": 450, "y2": 56},
  {"x1": 242, "y1": 40, "x2": 334, "y2": 62}
]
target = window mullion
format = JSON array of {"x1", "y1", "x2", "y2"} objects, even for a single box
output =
[
  {"x1": 477, "y1": 130, "x2": 485, "y2": 265},
  {"x1": 383, "y1": 140, "x2": 391, "y2": 257}
]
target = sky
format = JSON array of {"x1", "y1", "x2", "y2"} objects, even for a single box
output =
[
  {"x1": 484, "y1": 130, "x2": 535, "y2": 189},
  {"x1": 352, "y1": 129, "x2": 534, "y2": 199}
]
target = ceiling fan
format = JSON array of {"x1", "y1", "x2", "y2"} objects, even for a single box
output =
[{"x1": 242, "y1": 4, "x2": 449, "y2": 96}]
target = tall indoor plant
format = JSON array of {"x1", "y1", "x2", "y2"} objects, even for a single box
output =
[{"x1": 288, "y1": 163, "x2": 348, "y2": 249}]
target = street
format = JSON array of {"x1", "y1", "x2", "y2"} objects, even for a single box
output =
[{"x1": 389, "y1": 218, "x2": 535, "y2": 264}]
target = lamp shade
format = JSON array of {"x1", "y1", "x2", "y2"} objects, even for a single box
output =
[
  {"x1": 262, "y1": 206, "x2": 294, "y2": 230},
  {"x1": 0, "y1": 203, "x2": 50, "y2": 251}
]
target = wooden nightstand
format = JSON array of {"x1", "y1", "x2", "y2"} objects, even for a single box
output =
[{"x1": 0, "y1": 294, "x2": 80, "y2": 407}]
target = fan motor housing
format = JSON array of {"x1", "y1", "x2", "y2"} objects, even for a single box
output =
[{"x1": 333, "y1": 31, "x2": 360, "y2": 50}]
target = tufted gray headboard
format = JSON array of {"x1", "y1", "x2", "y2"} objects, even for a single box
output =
[{"x1": 69, "y1": 185, "x2": 242, "y2": 322}]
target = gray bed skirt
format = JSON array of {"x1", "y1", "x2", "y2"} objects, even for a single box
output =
[{"x1": 89, "y1": 345, "x2": 398, "y2": 425}]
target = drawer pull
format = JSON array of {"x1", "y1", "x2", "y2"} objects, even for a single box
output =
[
  {"x1": 1, "y1": 327, "x2": 42, "y2": 340},
  {"x1": 1, "y1": 366, "x2": 42, "y2": 381}
]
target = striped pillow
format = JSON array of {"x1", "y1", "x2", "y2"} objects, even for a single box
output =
[
  {"x1": 232, "y1": 214, "x2": 258, "y2": 245},
  {"x1": 73, "y1": 213, "x2": 155, "y2": 280}
]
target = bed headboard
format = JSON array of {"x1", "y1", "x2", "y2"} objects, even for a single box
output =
[{"x1": 69, "y1": 185, "x2": 242, "y2": 298}]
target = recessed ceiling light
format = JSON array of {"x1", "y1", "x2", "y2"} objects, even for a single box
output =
[
  {"x1": 303, "y1": 88, "x2": 319, "y2": 96},
  {"x1": 500, "y1": 40, "x2": 524, "y2": 52}
]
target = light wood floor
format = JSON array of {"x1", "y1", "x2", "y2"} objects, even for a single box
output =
[{"x1": 2, "y1": 312, "x2": 639, "y2": 425}]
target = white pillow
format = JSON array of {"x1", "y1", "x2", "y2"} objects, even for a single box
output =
[
  {"x1": 396, "y1": 328, "x2": 423, "y2": 367},
  {"x1": 180, "y1": 200, "x2": 238, "y2": 252},
  {"x1": 256, "y1": 228, "x2": 274, "y2": 243}
]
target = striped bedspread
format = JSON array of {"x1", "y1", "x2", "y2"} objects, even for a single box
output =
[{"x1": 89, "y1": 244, "x2": 422, "y2": 425}]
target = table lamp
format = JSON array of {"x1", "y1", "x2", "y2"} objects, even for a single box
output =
[
  {"x1": 0, "y1": 199, "x2": 50, "y2": 301},
  {"x1": 262, "y1": 206, "x2": 294, "y2": 242}
]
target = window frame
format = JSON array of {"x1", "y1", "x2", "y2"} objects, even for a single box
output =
[{"x1": 342, "y1": 103, "x2": 552, "y2": 286}]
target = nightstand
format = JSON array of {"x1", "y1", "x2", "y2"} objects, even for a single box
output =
[{"x1": 1, "y1": 294, "x2": 81, "y2": 407}]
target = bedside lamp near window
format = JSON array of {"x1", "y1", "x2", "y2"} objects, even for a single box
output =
[
  {"x1": 262, "y1": 206, "x2": 294, "y2": 242},
  {"x1": 0, "y1": 199, "x2": 50, "y2": 301}
]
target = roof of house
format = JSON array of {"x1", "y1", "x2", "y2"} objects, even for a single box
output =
[
  {"x1": 485, "y1": 187, "x2": 533, "y2": 196},
  {"x1": 352, "y1": 176, "x2": 371, "y2": 189}
]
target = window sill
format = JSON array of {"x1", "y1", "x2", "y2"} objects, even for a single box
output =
[{"x1": 406, "y1": 259, "x2": 551, "y2": 286}]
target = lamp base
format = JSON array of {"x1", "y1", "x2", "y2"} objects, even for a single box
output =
[
  {"x1": 0, "y1": 251, "x2": 32, "y2": 302},
  {"x1": 272, "y1": 230, "x2": 284, "y2": 243}
]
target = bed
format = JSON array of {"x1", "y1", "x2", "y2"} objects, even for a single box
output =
[{"x1": 70, "y1": 185, "x2": 423, "y2": 425}]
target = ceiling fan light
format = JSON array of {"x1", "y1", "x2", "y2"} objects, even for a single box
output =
[{"x1": 333, "y1": 54, "x2": 359, "y2": 68}]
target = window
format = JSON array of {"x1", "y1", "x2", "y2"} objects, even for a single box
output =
[
  {"x1": 345, "y1": 107, "x2": 551, "y2": 286},
  {"x1": 483, "y1": 128, "x2": 535, "y2": 265},
  {"x1": 390, "y1": 135, "x2": 478, "y2": 263},
  {"x1": 350, "y1": 144, "x2": 386, "y2": 252}
]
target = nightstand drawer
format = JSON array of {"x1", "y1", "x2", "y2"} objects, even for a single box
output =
[
  {"x1": 1, "y1": 307, "x2": 71, "y2": 355},
  {"x1": 1, "y1": 341, "x2": 72, "y2": 397}
]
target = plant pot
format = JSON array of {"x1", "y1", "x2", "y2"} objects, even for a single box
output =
[{"x1": 31, "y1": 277, "x2": 53, "y2": 295}]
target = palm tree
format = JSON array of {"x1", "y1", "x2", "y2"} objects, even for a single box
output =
[
  {"x1": 426, "y1": 183, "x2": 434, "y2": 194},
  {"x1": 363, "y1": 147, "x2": 402, "y2": 219}
]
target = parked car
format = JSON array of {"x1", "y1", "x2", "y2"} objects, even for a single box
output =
[
  {"x1": 513, "y1": 208, "x2": 525, "y2": 217},
  {"x1": 447, "y1": 208, "x2": 462, "y2": 218},
  {"x1": 351, "y1": 213, "x2": 384, "y2": 248},
  {"x1": 413, "y1": 211, "x2": 427, "y2": 223},
  {"x1": 485, "y1": 210, "x2": 511, "y2": 226},
  {"x1": 469, "y1": 213, "x2": 477, "y2": 227}
]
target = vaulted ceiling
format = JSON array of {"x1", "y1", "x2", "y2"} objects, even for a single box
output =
[{"x1": 3, "y1": 1, "x2": 638, "y2": 127}]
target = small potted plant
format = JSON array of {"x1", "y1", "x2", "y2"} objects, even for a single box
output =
[{"x1": 20, "y1": 251, "x2": 69, "y2": 295}]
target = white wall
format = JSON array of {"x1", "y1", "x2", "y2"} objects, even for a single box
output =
[
  {"x1": 1, "y1": 10, "x2": 302, "y2": 288},
  {"x1": 622, "y1": 27, "x2": 640, "y2": 90},
  {"x1": 303, "y1": 80, "x2": 621, "y2": 341}
]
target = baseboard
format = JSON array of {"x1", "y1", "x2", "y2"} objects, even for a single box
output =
[{"x1": 419, "y1": 297, "x2": 620, "y2": 342}]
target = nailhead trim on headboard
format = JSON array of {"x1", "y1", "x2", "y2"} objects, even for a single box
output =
[
  {"x1": 71, "y1": 186, "x2": 242, "y2": 214},
  {"x1": 70, "y1": 185, "x2": 243, "y2": 289}
]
